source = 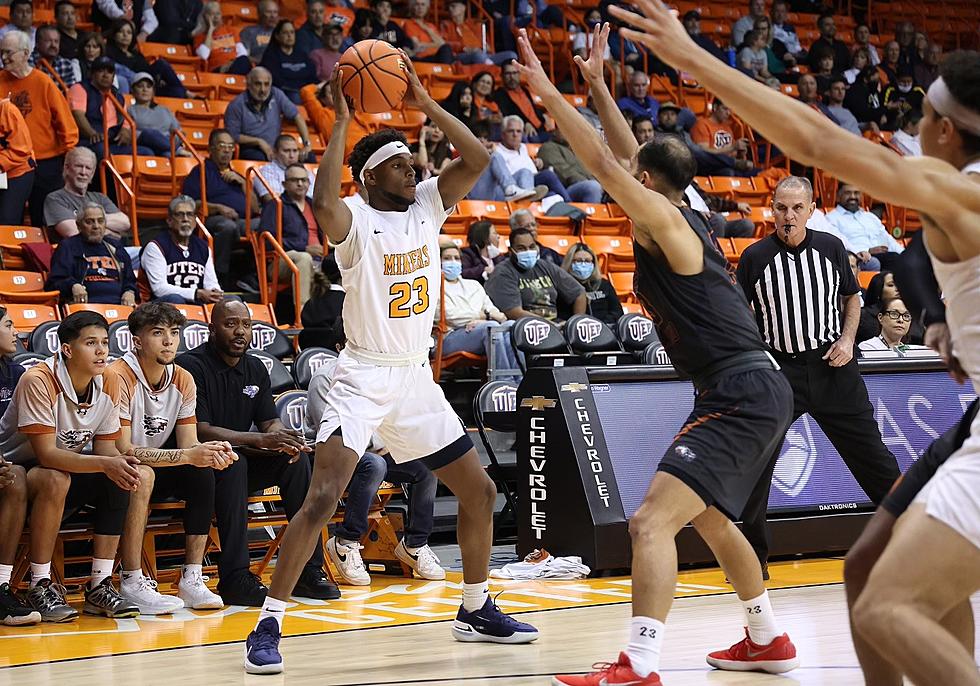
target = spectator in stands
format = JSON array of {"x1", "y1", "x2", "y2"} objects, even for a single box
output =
[
  {"x1": 691, "y1": 99, "x2": 749, "y2": 160},
  {"x1": 752, "y1": 17, "x2": 795, "y2": 75},
  {"x1": 4, "y1": 312, "x2": 140, "y2": 623},
  {"x1": 607, "y1": 17, "x2": 665, "y2": 78},
  {"x1": 296, "y1": 0, "x2": 329, "y2": 54},
  {"x1": 442, "y1": 0, "x2": 515, "y2": 65},
  {"x1": 731, "y1": 0, "x2": 768, "y2": 48},
  {"x1": 30, "y1": 24, "x2": 78, "y2": 90},
  {"x1": 844, "y1": 64, "x2": 887, "y2": 130},
  {"x1": 69, "y1": 57, "x2": 154, "y2": 159},
  {"x1": 260, "y1": 20, "x2": 318, "y2": 105},
  {"x1": 46, "y1": 202, "x2": 138, "y2": 306},
  {"x1": 0, "y1": 0, "x2": 36, "y2": 51},
  {"x1": 681, "y1": 10, "x2": 726, "y2": 63},
  {"x1": 56, "y1": 0, "x2": 80, "y2": 59},
  {"x1": 844, "y1": 47, "x2": 870, "y2": 85},
  {"x1": 93, "y1": 0, "x2": 158, "y2": 42},
  {"x1": 470, "y1": 70, "x2": 502, "y2": 125},
  {"x1": 241, "y1": 0, "x2": 281, "y2": 61},
  {"x1": 307, "y1": 317, "x2": 446, "y2": 584},
  {"x1": 259, "y1": 163, "x2": 319, "y2": 307},
  {"x1": 138, "y1": 196, "x2": 223, "y2": 304},
  {"x1": 300, "y1": 79, "x2": 370, "y2": 159},
  {"x1": 348, "y1": 8, "x2": 376, "y2": 48},
  {"x1": 493, "y1": 60, "x2": 553, "y2": 142},
  {"x1": 0, "y1": 31, "x2": 80, "y2": 228},
  {"x1": 496, "y1": 115, "x2": 571, "y2": 200},
  {"x1": 436, "y1": 243, "x2": 518, "y2": 369},
  {"x1": 825, "y1": 76, "x2": 863, "y2": 135},
  {"x1": 461, "y1": 219, "x2": 505, "y2": 284},
  {"x1": 509, "y1": 208, "x2": 563, "y2": 265},
  {"x1": 808, "y1": 13, "x2": 850, "y2": 73},
  {"x1": 0, "y1": 99, "x2": 35, "y2": 226},
  {"x1": 193, "y1": 1, "x2": 252, "y2": 75},
  {"x1": 560, "y1": 243, "x2": 623, "y2": 326},
  {"x1": 105, "y1": 19, "x2": 189, "y2": 99},
  {"x1": 656, "y1": 101, "x2": 748, "y2": 177},
  {"x1": 883, "y1": 66, "x2": 925, "y2": 129},
  {"x1": 893, "y1": 21, "x2": 916, "y2": 70},
  {"x1": 177, "y1": 298, "x2": 338, "y2": 606},
  {"x1": 892, "y1": 111, "x2": 922, "y2": 156},
  {"x1": 913, "y1": 42, "x2": 941, "y2": 89},
  {"x1": 739, "y1": 29, "x2": 780, "y2": 88},
  {"x1": 181, "y1": 129, "x2": 260, "y2": 291},
  {"x1": 798, "y1": 73, "x2": 837, "y2": 121},
  {"x1": 537, "y1": 126, "x2": 603, "y2": 203},
  {"x1": 825, "y1": 183, "x2": 904, "y2": 270},
  {"x1": 369, "y1": 0, "x2": 413, "y2": 52},
  {"x1": 76, "y1": 32, "x2": 134, "y2": 93},
  {"x1": 485, "y1": 227, "x2": 586, "y2": 322},
  {"x1": 403, "y1": 0, "x2": 453, "y2": 63},
  {"x1": 45, "y1": 147, "x2": 131, "y2": 241},
  {"x1": 770, "y1": 0, "x2": 803, "y2": 59},
  {"x1": 151, "y1": 0, "x2": 204, "y2": 46},
  {"x1": 617, "y1": 71, "x2": 659, "y2": 121},
  {"x1": 0, "y1": 309, "x2": 22, "y2": 419},
  {"x1": 857, "y1": 269, "x2": 896, "y2": 342},
  {"x1": 441, "y1": 82, "x2": 478, "y2": 130},
  {"x1": 859, "y1": 297, "x2": 914, "y2": 352},
  {"x1": 852, "y1": 24, "x2": 880, "y2": 66},
  {"x1": 255, "y1": 134, "x2": 314, "y2": 201},
  {"x1": 467, "y1": 121, "x2": 543, "y2": 202},
  {"x1": 412, "y1": 119, "x2": 452, "y2": 180},
  {"x1": 127, "y1": 73, "x2": 192, "y2": 158},
  {"x1": 632, "y1": 114, "x2": 654, "y2": 144},
  {"x1": 810, "y1": 46, "x2": 837, "y2": 94},
  {"x1": 225, "y1": 67, "x2": 313, "y2": 162},
  {"x1": 879, "y1": 40, "x2": 901, "y2": 85},
  {"x1": 299, "y1": 255, "x2": 343, "y2": 348},
  {"x1": 309, "y1": 22, "x2": 343, "y2": 81}
]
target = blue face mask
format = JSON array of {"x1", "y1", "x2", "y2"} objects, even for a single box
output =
[
  {"x1": 442, "y1": 261, "x2": 462, "y2": 281},
  {"x1": 515, "y1": 249, "x2": 539, "y2": 270},
  {"x1": 571, "y1": 262, "x2": 594, "y2": 280}
]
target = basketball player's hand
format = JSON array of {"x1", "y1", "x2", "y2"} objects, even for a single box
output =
[
  {"x1": 573, "y1": 22, "x2": 611, "y2": 85},
  {"x1": 925, "y1": 322, "x2": 967, "y2": 384},
  {"x1": 823, "y1": 335, "x2": 854, "y2": 367},
  {"x1": 103, "y1": 455, "x2": 142, "y2": 491},
  {"x1": 0, "y1": 459, "x2": 13, "y2": 490},
  {"x1": 514, "y1": 29, "x2": 554, "y2": 97},
  {"x1": 397, "y1": 50, "x2": 430, "y2": 108},
  {"x1": 606, "y1": 0, "x2": 698, "y2": 72},
  {"x1": 329, "y1": 65, "x2": 351, "y2": 120}
]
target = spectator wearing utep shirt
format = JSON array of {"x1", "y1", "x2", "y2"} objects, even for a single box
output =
[
  {"x1": 825, "y1": 183, "x2": 904, "y2": 271},
  {"x1": 224, "y1": 67, "x2": 314, "y2": 162},
  {"x1": 485, "y1": 227, "x2": 586, "y2": 322}
]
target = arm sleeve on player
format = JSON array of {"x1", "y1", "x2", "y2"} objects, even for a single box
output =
[{"x1": 141, "y1": 242, "x2": 197, "y2": 301}]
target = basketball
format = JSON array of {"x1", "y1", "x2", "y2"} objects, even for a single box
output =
[{"x1": 337, "y1": 39, "x2": 409, "y2": 113}]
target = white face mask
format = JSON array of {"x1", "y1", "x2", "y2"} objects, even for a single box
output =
[
  {"x1": 898, "y1": 83, "x2": 912, "y2": 93},
  {"x1": 487, "y1": 244, "x2": 501, "y2": 258}
]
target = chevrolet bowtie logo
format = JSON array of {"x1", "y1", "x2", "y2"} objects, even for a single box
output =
[
  {"x1": 520, "y1": 396, "x2": 557, "y2": 411},
  {"x1": 560, "y1": 383, "x2": 589, "y2": 393}
]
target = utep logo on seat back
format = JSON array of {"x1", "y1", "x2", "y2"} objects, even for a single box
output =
[
  {"x1": 490, "y1": 385, "x2": 516, "y2": 412},
  {"x1": 650, "y1": 343, "x2": 672, "y2": 365},
  {"x1": 524, "y1": 321, "x2": 552, "y2": 346},
  {"x1": 285, "y1": 396, "x2": 307, "y2": 432},
  {"x1": 255, "y1": 356, "x2": 275, "y2": 375},
  {"x1": 773, "y1": 415, "x2": 818, "y2": 497},
  {"x1": 251, "y1": 323, "x2": 277, "y2": 350},
  {"x1": 628, "y1": 317, "x2": 653, "y2": 341},
  {"x1": 45, "y1": 329, "x2": 60, "y2": 354},
  {"x1": 575, "y1": 318, "x2": 603, "y2": 344},
  {"x1": 306, "y1": 352, "x2": 333, "y2": 374},
  {"x1": 113, "y1": 325, "x2": 133, "y2": 353},
  {"x1": 182, "y1": 323, "x2": 210, "y2": 350}
]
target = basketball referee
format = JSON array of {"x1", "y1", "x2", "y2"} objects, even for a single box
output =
[{"x1": 735, "y1": 176, "x2": 900, "y2": 569}]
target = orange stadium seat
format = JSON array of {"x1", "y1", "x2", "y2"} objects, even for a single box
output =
[
  {"x1": 584, "y1": 236, "x2": 634, "y2": 273},
  {"x1": 172, "y1": 304, "x2": 208, "y2": 323},
  {"x1": 65, "y1": 304, "x2": 133, "y2": 323},
  {"x1": 0, "y1": 271, "x2": 60, "y2": 307},
  {"x1": 609, "y1": 271, "x2": 636, "y2": 302},
  {"x1": 141, "y1": 42, "x2": 203, "y2": 67},
  {"x1": 4, "y1": 304, "x2": 58, "y2": 330},
  {"x1": 858, "y1": 271, "x2": 879, "y2": 289},
  {"x1": 536, "y1": 235, "x2": 577, "y2": 255},
  {"x1": 0, "y1": 225, "x2": 46, "y2": 270}
]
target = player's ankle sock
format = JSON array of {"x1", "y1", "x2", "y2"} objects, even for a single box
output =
[
  {"x1": 257, "y1": 597, "x2": 288, "y2": 631},
  {"x1": 461, "y1": 581, "x2": 488, "y2": 612},
  {"x1": 182, "y1": 564, "x2": 203, "y2": 579},
  {"x1": 742, "y1": 591, "x2": 780, "y2": 645},
  {"x1": 30, "y1": 562, "x2": 51, "y2": 588},
  {"x1": 90, "y1": 559, "x2": 115, "y2": 589},
  {"x1": 626, "y1": 616, "x2": 664, "y2": 677},
  {"x1": 121, "y1": 569, "x2": 143, "y2": 589},
  {"x1": 0, "y1": 564, "x2": 12, "y2": 586}
]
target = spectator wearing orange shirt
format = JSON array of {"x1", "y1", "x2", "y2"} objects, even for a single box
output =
[
  {"x1": 492, "y1": 60, "x2": 553, "y2": 142},
  {"x1": 403, "y1": 0, "x2": 453, "y2": 63},
  {"x1": 0, "y1": 29, "x2": 80, "y2": 228},
  {"x1": 690, "y1": 99, "x2": 749, "y2": 157},
  {"x1": 0, "y1": 99, "x2": 36, "y2": 225},
  {"x1": 470, "y1": 71, "x2": 502, "y2": 126},
  {"x1": 299, "y1": 81, "x2": 370, "y2": 159},
  {"x1": 192, "y1": 1, "x2": 253, "y2": 75},
  {"x1": 440, "y1": 0, "x2": 516, "y2": 66}
]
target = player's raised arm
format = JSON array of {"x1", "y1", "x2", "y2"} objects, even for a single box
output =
[
  {"x1": 312, "y1": 67, "x2": 354, "y2": 244},
  {"x1": 607, "y1": 0, "x2": 980, "y2": 231},
  {"x1": 399, "y1": 52, "x2": 490, "y2": 209},
  {"x1": 514, "y1": 30, "x2": 702, "y2": 273},
  {"x1": 574, "y1": 23, "x2": 638, "y2": 167}
]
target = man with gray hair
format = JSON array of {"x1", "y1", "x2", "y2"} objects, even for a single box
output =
[
  {"x1": 509, "y1": 208, "x2": 563, "y2": 265},
  {"x1": 734, "y1": 175, "x2": 899, "y2": 570},
  {"x1": 138, "y1": 196, "x2": 224, "y2": 304},
  {"x1": 224, "y1": 67, "x2": 313, "y2": 161},
  {"x1": 44, "y1": 146, "x2": 131, "y2": 241}
]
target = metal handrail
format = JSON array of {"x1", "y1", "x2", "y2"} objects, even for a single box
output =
[
  {"x1": 100, "y1": 92, "x2": 138, "y2": 195},
  {"x1": 102, "y1": 157, "x2": 140, "y2": 245},
  {"x1": 170, "y1": 129, "x2": 208, "y2": 218},
  {"x1": 255, "y1": 231, "x2": 302, "y2": 329},
  {"x1": 194, "y1": 216, "x2": 215, "y2": 255},
  {"x1": 245, "y1": 167, "x2": 283, "y2": 309}
]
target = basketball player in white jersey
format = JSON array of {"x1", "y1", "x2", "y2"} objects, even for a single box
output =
[
  {"x1": 243, "y1": 56, "x2": 539, "y2": 674},
  {"x1": 599, "y1": 5, "x2": 980, "y2": 682}
]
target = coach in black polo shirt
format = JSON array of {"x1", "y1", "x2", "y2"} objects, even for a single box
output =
[
  {"x1": 735, "y1": 176, "x2": 899, "y2": 571},
  {"x1": 176, "y1": 298, "x2": 338, "y2": 605}
]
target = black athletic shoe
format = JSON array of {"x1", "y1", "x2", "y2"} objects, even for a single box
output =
[
  {"x1": 293, "y1": 565, "x2": 341, "y2": 600},
  {"x1": 218, "y1": 572, "x2": 268, "y2": 607},
  {"x1": 0, "y1": 583, "x2": 41, "y2": 626}
]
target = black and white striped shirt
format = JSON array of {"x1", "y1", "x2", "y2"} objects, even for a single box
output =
[{"x1": 735, "y1": 230, "x2": 860, "y2": 354}]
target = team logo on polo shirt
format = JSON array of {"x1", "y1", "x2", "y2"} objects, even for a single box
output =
[
  {"x1": 143, "y1": 416, "x2": 170, "y2": 437},
  {"x1": 59, "y1": 429, "x2": 93, "y2": 450},
  {"x1": 773, "y1": 417, "x2": 818, "y2": 497},
  {"x1": 243, "y1": 385, "x2": 260, "y2": 398}
]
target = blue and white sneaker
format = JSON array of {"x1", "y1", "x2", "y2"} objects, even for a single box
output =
[
  {"x1": 452, "y1": 595, "x2": 539, "y2": 644},
  {"x1": 244, "y1": 617, "x2": 284, "y2": 674}
]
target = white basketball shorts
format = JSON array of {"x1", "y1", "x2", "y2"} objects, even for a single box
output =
[{"x1": 314, "y1": 349, "x2": 469, "y2": 465}]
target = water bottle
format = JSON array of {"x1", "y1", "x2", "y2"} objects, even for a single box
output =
[{"x1": 726, "y1": 47, "x2": 737, "y2": 67}]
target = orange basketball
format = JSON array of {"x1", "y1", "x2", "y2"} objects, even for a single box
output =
[{"x1": 337, "y1": 40, "x2": 409, "y2": 113}]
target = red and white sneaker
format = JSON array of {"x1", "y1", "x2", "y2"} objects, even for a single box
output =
[
  {"x1": 552, "y1": 652, "x2": 662, "y2": 685},
  {"x1": 706, "y1": 629, "x2": 799, "y2": 673}
]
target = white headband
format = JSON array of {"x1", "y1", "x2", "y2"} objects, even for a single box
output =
[
  {"x1": 358, "y1": 141, "x2": 411, "y2": 184},
  {"x1": 927, "y1": 77, "x2": 980, "y2": 137}
]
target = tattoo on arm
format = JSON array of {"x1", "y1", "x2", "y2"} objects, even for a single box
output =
[{"x1": 133, "y1": 447, "x2": 183, "y2": 464}]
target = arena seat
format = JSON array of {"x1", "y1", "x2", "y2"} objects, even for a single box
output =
[
  {"x1": 141, "y1": 42, "x2": 203, "y2": 67},
  {"x1": 107, "y1": 320, "x2": 137, "y2": 357},
  {"x1": 171, "y1": 304, "x2": 208, "y2": 323},
  {"x1": 292, "y1": 347, "x2": 337, "y2": 390},
  {"x1": 180, "y1": 321, "x2": 211, "y2": 351},
  {"x1": 248, "y1": 349, "x2": 296, "y2": 395},
  {"x1": 65, "y1": 304, "x2": 133, "y2": 323},
  {"x1": 206, "y1": 302, "x2": 277, "y2": 325},
  {"x1": 275, "y1": 389, "x2": 308, "y2": 433},
  {"x1": 584, "y1": 235, "x2": 634, "y2": 273},
  {"x1": 12, "y1": 351, "x2": 46, "y2": 371},
  {"x1": 536, "y1": 235, "x2": 576, "y2": 255},
  {"x1": 608, "y1": 271, "x2": 636, "y2": 301},
  {"x1": 250, "y1": 321, "x2": 294, "y2": 360},
  {"x1": 858, "y1": 270, "x2": 879, "y2": 289},
  {"x1": 432, "y1": 274, "x2": 487, "y2": 380},
  {"x1": 616, "y1": 312, "x2": 658, "y2": 357},
  {"x1": 510, "y1": 316, "x2": 570, "y2": 371},
  {"x1": 622, "y1": 302, "x2": 645, "y2": 315},
  {"x1": 0, "y1": 226, "x2": 46, "y2": 270},
  {"x1": 28, "y1": 320, "x2": 61, "y2": 356},
  {"x1": 7, "y1": 304, "x2": 59, "y2": 331},
  {"x1": 472, "y1": 379, "x2": 519, "y2": 538},
  {"x1": 564, "y1": 314, "x2": 631, "y2": 365},
  {"x1": 0, "y1": 270, "x2": 60, "y2": 306}
]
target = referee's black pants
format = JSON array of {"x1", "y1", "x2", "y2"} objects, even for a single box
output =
[{"x1": 740, "y1": 346, "x2": 901, "y2": 564}]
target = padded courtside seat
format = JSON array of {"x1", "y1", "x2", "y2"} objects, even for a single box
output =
[
  {"x1": 180, "y1": 321, "x2": 211, "y2": 352},
  {"x1": 473, "y1": 380, "x2": 519, "y2": 535},
  {"x1": 564, "y1": 314, "x2": 632, "y2": 366},
  {"x1": 13, "y1": 351, "x2": 47, "y2": 371},
  {"x1": 29, "y1": 320, "x2": 61, "y2": 356},
  {"x1": 510, "y1": 316, "x2": 570, "y2": 371},
  {"x1": 250, "y1": 321, "x2": 293, "y2": 360},
  {"x1": 275, "y1": 390, "x2": 308, "y2": 434},
  {"x1": 617, "y1": 313, "x2": 658, "y2": 353},
  {"x1": 248, "y1": 350, "x2": 296, "y2": 395},
  {"x1": 642, "y1": 341, "x2": 674, "y2": 366},
  {"x1": 107, "y1": 321, "x2": 135, "y2": 358},
  {"x1": 292, "y1": 347, "x2": 337, "y2": 390}
]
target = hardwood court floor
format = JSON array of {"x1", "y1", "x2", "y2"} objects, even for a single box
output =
[{"x1": 2, "y1": 559, "x2": 977, "y2": 685}]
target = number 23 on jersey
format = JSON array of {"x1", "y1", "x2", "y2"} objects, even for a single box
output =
[{"x1": 389, "y1": 276, "x2": 429, "y2": 318}]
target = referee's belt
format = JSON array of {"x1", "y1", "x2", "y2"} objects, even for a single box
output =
[
  {"x1": 690, "y1": 350, "x2": 780, "y2": 391},
  {"x1": 769, "y1": 342, "x2": 834, "y2": 362}
]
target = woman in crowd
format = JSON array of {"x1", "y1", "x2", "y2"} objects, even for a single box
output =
[
  {"x1": 559, "y1": 243, "x2": 623, "y2": 326},
  {"x1": 348, "y1": 9, "x2": 376, "y2": 49},
  {"x1": 460, "y1": 220, "x2": 505, "y2": 284},
  {"x1": 78, "y1": 31, "x2": 134, "y2": 92},
  {"x1": 299, "y1": 256, "x2": 345, "y2": 350},
  {"x1": 859, "y1": 270, "x2": 924, "y2": 344},
  {"x1": 104, "y1": 19, "x2": 189, "y2": 98},
  {"x1": 260, "y1": 19, "x2": 318, "y2": 104},
  {"x1": 852, "y1": 24, "x2": 880, "y2": 65},
  {"x1": 470, "y1": 71, "x2": 502, "y2": 126},
  {"x1": 844, "y1": 47, "x2": 870, "y2": 85},
  {"x1": 858, "y1": 297, "x2": 917, "y2": 352},
  {"x1": 441, "y1": 82, "x2": 478, "y2": 130},
  {"x1": 127, "y1": 74, "x2": 192, "y2": 158},
  {"x1": 739, "y1": 28, "x2": 781, "y2": 89},
  {"x1": 192, "y1": 1, "x2": 252, "y2": 74},
  {"x1": 413, "y1": 119, "x2": 452, "y2": 180},
  {"x1": 437, "y1": 244, "x2": 519, "y2": 375}
]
